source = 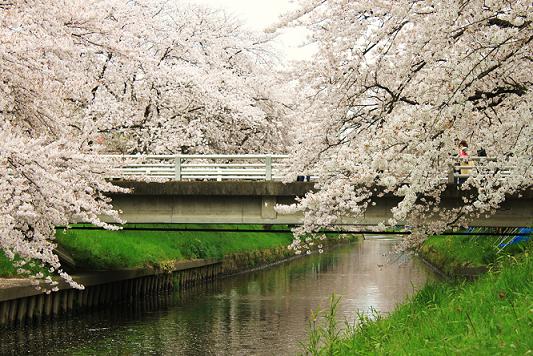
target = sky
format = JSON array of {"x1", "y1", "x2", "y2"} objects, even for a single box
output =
[{"x1": 186, "y1": 0, "x2": 315, "y2": 62}]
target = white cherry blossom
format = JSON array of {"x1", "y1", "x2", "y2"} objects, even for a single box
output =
[{"x1": 279, "y1": 0, "x2": 532, "y2": 251}]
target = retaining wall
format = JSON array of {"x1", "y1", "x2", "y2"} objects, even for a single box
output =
[{"x1": 0, "y1": 244, "x2": 299, "y2": 326}]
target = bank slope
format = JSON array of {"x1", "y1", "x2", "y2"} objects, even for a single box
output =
[
  {"x1": 319, "y1": 242, "x2": 532, "y2": 355},
  {"x1": 54, "y1": 225, "x2": 295, "y2": 270},
  {"x1": 420, "y1": 232, "x2": 530, "y2": 277}
]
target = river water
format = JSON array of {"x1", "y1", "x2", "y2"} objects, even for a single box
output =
[{"x1": 1, "y1": 238, "x2": 437, "y2": 355}]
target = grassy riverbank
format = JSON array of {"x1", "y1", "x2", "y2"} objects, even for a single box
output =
[
  {"x1": 0, "y1": 254, "x2": 50, "y2": 278},
  {"x1": 420, "y1": 232, "x2": 530, "y2": 277},
  {"x1": 306, "y1": 234, "x2": 532, "y2": 355},
  {"x1": 0, "y1": 224, "x2": 357, "y2": 275},
  {"x1": 56, "y1": 224, "x2": 296, "y2": 270},
  {"x1": 0, "y1": 224, "x2": 291, "y2": 275},
  {"x1": 0, "y1": 255, "x2": 19, "y2": 278}
]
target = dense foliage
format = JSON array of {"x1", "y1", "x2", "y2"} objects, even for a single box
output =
[
  {"x1": 0, "y1": 0, "x2": 288, "y2": 287},
  {"x1": 1, "y1": 0, "x2": 531, "y2": 286},
  {"x1": 276, "y1": 0, "x2": 532, "y2": 252}
]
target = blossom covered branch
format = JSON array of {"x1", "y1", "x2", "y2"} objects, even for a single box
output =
[
  {"x1": 278, "y1": 0, "x2": 532, "y2": 251},
  {"x1": 0, "y1": 0, "x2": 290, "y2": 287}
]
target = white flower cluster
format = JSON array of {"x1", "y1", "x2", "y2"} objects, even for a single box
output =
[
  {"x1": 77, "y1": 2, "x2": 292, "y2": 156},
  {"x1": 0, "y1": 0, "x2": 294, "y2": 288},
  {"x1": 278, "y1": 0, "x2": 532, "y2": 250}
]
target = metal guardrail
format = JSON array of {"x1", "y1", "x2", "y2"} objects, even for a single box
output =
[
  {"x1": 102, "y1": 155, "x2": 511, "y2": 183},
  {"x1": 448, "y1": 157, "x2": 513, "y2": 184},
  {"x1": 103, "y1": 154, "x2": 291, "y2": 181}
]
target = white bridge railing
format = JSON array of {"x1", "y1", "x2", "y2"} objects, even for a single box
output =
[
  {"x1": 103, "y1": 154, "x2": 290, "y2": 181},
  {"x1": 103, "y1": 154, "x2": 512, "y2": 183},
  {"x1": 449, "y1": 157, "x2": 514, "y2": 183}
]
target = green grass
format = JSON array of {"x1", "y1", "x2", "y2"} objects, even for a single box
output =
[
  {"x1": 0, "y1": 253, "x2": 50, "y2": 278},
  {"x1": 54, "y1": 225, "x2": 295, "y2": 270},
  {"x1": 420, "y1": 230, "x2": 530, "y2": 276},
  {"x1": 0, "y1": 224, "x2": 294, "y2": 276},
  {"x1": 1, "y1": 224, "x2": 357, "y2": 276},
  {"x1": 305, "y1": 238, "x2": 532, "y2": 355},
  {"x1": 0, "y1": 253, "x2": 20, "y2": 278}
]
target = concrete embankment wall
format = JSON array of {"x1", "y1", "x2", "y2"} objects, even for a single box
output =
[{"x1": 0, "y1": 245, "x2": 297, "y2": 326}]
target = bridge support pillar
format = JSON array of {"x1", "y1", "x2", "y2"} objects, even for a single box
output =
[{"x1": 261, "y1": 197, "x2": 277, "y2": 219}]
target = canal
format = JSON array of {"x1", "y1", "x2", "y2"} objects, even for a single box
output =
[{"x1": 1, "y1": 238, "x2": 437, "y2": 355}]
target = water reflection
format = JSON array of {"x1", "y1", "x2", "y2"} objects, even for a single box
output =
[{"x1": 1, "y1": 239, "x2": 436, "y2": 355}]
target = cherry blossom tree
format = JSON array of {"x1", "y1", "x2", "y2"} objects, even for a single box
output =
[
  {"x1": 277, "y1": 0, "x2": 532, "y2": 251},
  {"x1": 0, "y1": 0, "x2": 133, "y2": 288},
  {"x1": 84, "y1": 3, "x2": 291, "y2": 154},
  {"x1": 1, "y1": 0, "x2": 289, "y2": 287}
]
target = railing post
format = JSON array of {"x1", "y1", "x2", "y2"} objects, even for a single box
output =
[
  {"x1": 265, "y1": 155, "x2": 272, "y2": 181},
  {"x1": 448, "y1": 163, "x2": 455, "y2": 185},
  {"x1": 217, "y1": 165, "x2": 222, "y2": 181},
  {"x1": 174, "y1": 155, "x2": 181, "y2": 181}
]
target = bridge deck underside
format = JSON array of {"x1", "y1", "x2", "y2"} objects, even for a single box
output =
[{"x1": 106, "y1": 182, "x2": 532, "y2": 228}]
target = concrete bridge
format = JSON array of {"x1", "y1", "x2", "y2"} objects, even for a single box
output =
[
  {"x1": 103, "y1": 154, "x2": 532, "y2": 227},
  {"x1": 103, "y1": 154, "x2": 516, "y2": 184},
  {"x1": 108, "y1": 180, "x2": 533, "y2": 228}
]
